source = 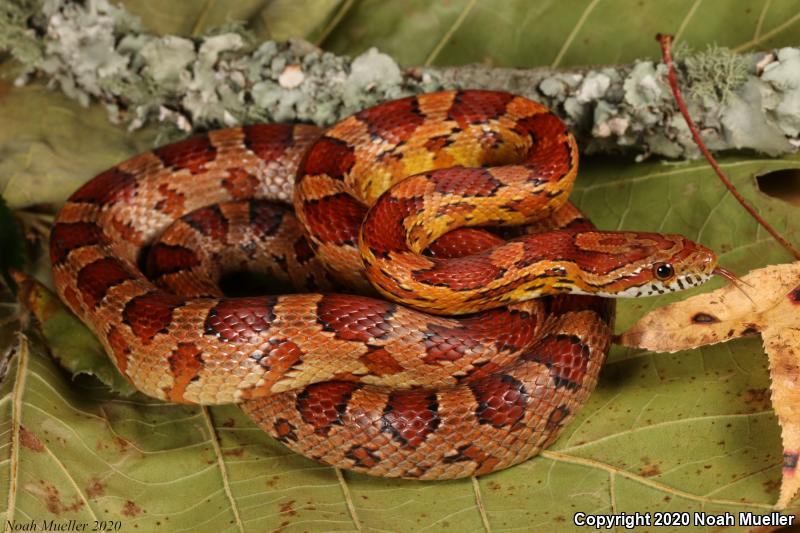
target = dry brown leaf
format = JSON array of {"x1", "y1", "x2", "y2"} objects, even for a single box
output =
[{"x1": 619, "y1": 262, "x2": 800, "y2": 509}]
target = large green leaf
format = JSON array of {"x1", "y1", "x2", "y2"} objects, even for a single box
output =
[
  {"x1": 320, "y1": 0, "x2": 800, "y2": 67},
  {"x1": 1, "y1": 76, "x2": 798, "y2": 531},
  {"x1": 2, "y1": 1, "x2": 800, "y2": 531},
  {"x1": 118, "y1": 0, "x2": 800, "y2": 67}
]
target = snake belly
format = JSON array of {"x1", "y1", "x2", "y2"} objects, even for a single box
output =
[{"x1": 50, "y1": 90, "x2": 615, "y2": 480}]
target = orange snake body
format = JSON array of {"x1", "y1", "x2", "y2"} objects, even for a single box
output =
[{"x1": 50, "y1": 91, "x2": 717, "y2": 479}]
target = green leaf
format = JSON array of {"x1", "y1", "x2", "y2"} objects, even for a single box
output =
[
  {"x1": 117, "y1": 0, "x2": 800, "y2": 68},
  {"x1": 121, "y1": 0, "x2": 345, "y2": 42},
  {"x1": 318, "y1": 0, "x2": 800, "y2": 67},
  {"x1": 12, "y1": 270, "x2": 136, "y2": 396},
  {"x1": 121, "y1": 0, "x2": 268, "y2": 38},
  {"x1": 0, "y1": 77, "x2": 158, "y2": 211},
  {"x1": 323, "y1": 0, "x2": 800, "y2": 67}
]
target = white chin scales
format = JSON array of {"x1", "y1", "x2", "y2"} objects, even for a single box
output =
[{"x1": 584, "y1": 273, "x2": 712, "y2": 298}]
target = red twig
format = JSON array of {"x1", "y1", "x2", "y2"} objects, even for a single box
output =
[{"x1": 657, "y1": 33, "x2": 800, "y2": 260}]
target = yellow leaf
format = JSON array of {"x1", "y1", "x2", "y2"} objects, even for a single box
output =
[{"x1": 620, "y1": 262, "x2": 800, "y2": 508}]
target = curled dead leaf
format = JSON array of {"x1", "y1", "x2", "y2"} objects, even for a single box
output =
[{"x1": 619, "y1": 262, "x2": 800, "y2": 509}]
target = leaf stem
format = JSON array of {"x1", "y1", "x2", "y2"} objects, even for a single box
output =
[{"x1": 657, "y1": 33, "x2": 800, "y2": 260}]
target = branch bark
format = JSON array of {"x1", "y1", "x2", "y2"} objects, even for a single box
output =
[{"x1": 1, "y1": 0, "x2": 798, "y2": 159}]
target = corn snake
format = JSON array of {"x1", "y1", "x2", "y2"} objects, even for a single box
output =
[{"x1": 50, "y1": 90, "x2": 717, "y2": 479}]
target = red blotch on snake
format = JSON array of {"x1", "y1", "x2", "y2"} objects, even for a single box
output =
[
  {"x1": 122, "y1": 292, "x2": 184, "y2": 343},
  {"x1": 448, "y1": 90, "x2": 515, "y2": 127},
  {"x1": 469, "y1": 374, "x2": 529, "y2": 429},
  {"x1": 69, "y1": 167, "x2": 136, "y2": 205},
  {"x1": 145, "y1": 243, "x2": 201, "y2": 277},
  {"x1": 154, "y1": 135, "x2": 216, "y2": 174},
  {"x1": 299, "y1": 137, "x2": 355, "y2": 181},
  {"x1": 166, "y1": 342, "x2": 204, "y2": 402},
  {"x1": 523, "y1": 334, "x2": 590, "y2": 389},
  {"x1": 204, "y1": 296, "x2": 277, "y2": 343},
  {"x1": 357, "y1": 96, "x2": 425, "y2": 143},
  {"x1": 50, "y1": 222, "x2": 105, "y2": 264},
  {"x1": 301, "y1": 193, "x2": 365, "y2": 246},
  {"x1": 296, "y1": 382, "x2": 362, "y2": 435},
  {"x1": 76, "y1": 257, "x2": 134, "y2": 308},
  {"x1": 381, "y1": 390, "x2": 440, "y2": 448},
  {"x1": 316, "y1": 294, "x2": 395, "y2": 343}
]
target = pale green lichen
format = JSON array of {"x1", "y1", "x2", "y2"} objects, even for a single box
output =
[
  {"x1": 721, "y1": 78, "x2": 793, "y2": 155},
  {"x1": 0, "y1": 0, "x2": 45, "y2": 71},
  {"x1": 576, "y1": 71, "x2": 610, "y2": 103},
  {"x1": 684, "y1": 44, "x2": 749, "y2": 104},
  {"x1": 761, "y1": 47, "x2": 800, "y2": 138},
  {"x1": 623, "y1": 61, "x2": 668, "y2": 108}
]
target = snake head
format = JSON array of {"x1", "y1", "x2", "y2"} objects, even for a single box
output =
[
  {"x1": 631, "y1": 238, "x2": 718, "y2": 296},
  {"x1": 574, "y1": 232, "x2": 718, "y2": 297}
]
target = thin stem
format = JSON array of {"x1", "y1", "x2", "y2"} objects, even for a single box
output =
[{"x1": 657, "y1": 33, "x2": 800, "y2": 260}]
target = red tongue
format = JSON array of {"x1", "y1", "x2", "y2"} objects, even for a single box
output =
[
  {"x1": 713, "y1": 266, "x2": 740, "y2": 284},
  {"x1": 713, "y1": 266, "x2": 756, "y2": 304}
]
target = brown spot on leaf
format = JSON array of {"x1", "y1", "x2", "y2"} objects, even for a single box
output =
[
  {"x1": 639, "y1": 459, "x2": 661, "y2": 477},
  {"x1": 691, "y1": 312, "x2": 719, "y2": 324},
  {"x1": 784, "y1": 451, "x2": 798, "y2": 471},
  {"x1": 20, "y1": 426, "x2": 44, "y2": 452},
  {"x1": 25, "y1": 481, "x2": 84, "y2": 515},
  {"x1": 122, "y1": 500, "x2": 142, "y2": 517},
  {"x1": 279, "y1": 500, "x2": 297, "y2": 516},
  {"x1": 224, "y1": 448, "x2": 245, "y2": 458},
  {"x1": 741, "y1": 388, "x2": 771, "y2": 410},
  {"x1": 763, "y1": 478, "x2": 781, "y2": 493},
  {"x1": 788, "y1": 285, "x2": 800, "y2": 303},
  {"x1": 741, "y1": 324, "x2": 760, "y2": 336},
  {"x1": 86, "y1": 478, "x2": 106, "y2": 500},
  {"x1": 114, "y1": 435, "x2": 132, "y2": 453}
]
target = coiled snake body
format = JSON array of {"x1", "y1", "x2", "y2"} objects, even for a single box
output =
[{"x1": 51, "y1": 91, "x2": 717, "y2": 479}]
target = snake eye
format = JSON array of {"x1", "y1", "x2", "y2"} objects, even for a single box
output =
[{"x1": 654, "y1": 263, "x2": 675, "y2": 280}]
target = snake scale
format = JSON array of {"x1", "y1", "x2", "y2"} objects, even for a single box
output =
[{"x1": 50, "y1": 90, "x2": 719, "y2": 479}]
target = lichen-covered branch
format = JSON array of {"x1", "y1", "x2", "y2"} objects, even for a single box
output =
[{"x1": 1, "y1": 0, "x2": 799, "y2": 159}]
